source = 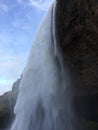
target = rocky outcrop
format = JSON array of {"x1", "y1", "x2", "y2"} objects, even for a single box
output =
[
  {"x1": 56, "y1": 0, "x2": 98, "y2": 88},
  {"x1": 0, "y1": 78, "x2": 20, "y2": 130},
  {"x1": 56, "y1": 0, "x2": 98, "y2": 129}
]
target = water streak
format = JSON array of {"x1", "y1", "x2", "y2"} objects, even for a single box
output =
[{"x1": 11, "y1": 1, "x2": 73, "y2": 130}]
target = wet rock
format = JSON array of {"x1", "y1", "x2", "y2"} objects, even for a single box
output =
[
  {"x1": 56, "y1": 0, "x2": 98, "y2": 128},
  {"x1": 0, "y1": 78, "x2": 20, "y2": 130}
]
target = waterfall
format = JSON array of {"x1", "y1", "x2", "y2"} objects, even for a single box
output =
[{"x1": 11, "y1": 1, "x2": 73, "y2": 130}]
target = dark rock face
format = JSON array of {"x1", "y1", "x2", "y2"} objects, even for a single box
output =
[
  {"x1": 0, "y1": 78, "x2": 20, "y2": 130},
  {"x1": 56, "y1": 0, "x2": 98, "y2": 87},
  {"x1": 74, "y1": 93, "x2": 98, "y2": 121},
  {"x1": 56, "y1": 0, "x2": 98, "y2": 129}
]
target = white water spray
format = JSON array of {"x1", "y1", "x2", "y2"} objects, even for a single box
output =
[{"x1": 11, "y1": 1, "x2": 73, "y2": 130}]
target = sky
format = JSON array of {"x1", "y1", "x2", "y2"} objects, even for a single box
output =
[{"x1": 0, "y1": 0, "x2": 53, "y2": 95}]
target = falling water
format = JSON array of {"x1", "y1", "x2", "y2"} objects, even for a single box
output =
[{"x1": 11, "y1": 1, "x2": 73, "y2": 130}]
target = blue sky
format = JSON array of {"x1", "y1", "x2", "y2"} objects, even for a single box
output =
[{"x1": 0, "y1": 0, "x2": 53, "y2": 95}]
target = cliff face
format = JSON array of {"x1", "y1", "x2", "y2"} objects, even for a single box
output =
[
  {"x1": 56, "y1": 0, "x2": 98, "y2": 88},
  {"x1": 56, "y1": 0, "x2": 98, "y2": 129},
  {"x1": 0, "y1": 0, "x2": 98, "y2": 129},
  {"x1": 0, "y1": 78, "x2": 20, "y2": 130}
]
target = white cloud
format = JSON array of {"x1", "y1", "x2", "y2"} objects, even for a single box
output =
[
  {"x1": 17, "y1": 0, "x2": 53, "y2": 10},
  {"x1": 28, "y1": 0, "x2": 53, "y2": 10},
  {"x1": 0, "y1": 31, "x2": 29, "y2": 83},
  {"x1": 0, "y1": 45, "x2": 29, "y2": 94},
  {"x1": 0, "y1": 31, "x2": 30, "y2": 95},
  {"x1": 12, "y1": 18, "x2": 31, "y2": 31},
  {"x1": 0, "y1": 31, "x2": 12, "y2": 46},
  {"x1": 0, "y1": 84, "x2": 12, "y2": 95},
  {"x1": 0, "y1": 52, "x2": 26, "y2": 94},
  {"x1": 0, "y1": 54, "x2": 25, "y2": 79},
  {"x1": 0, "y1": 3, "x2": 9, "y2": 13},
  {"x1": 0, "y1": 0, "x2": 52, "y2": 94}
]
